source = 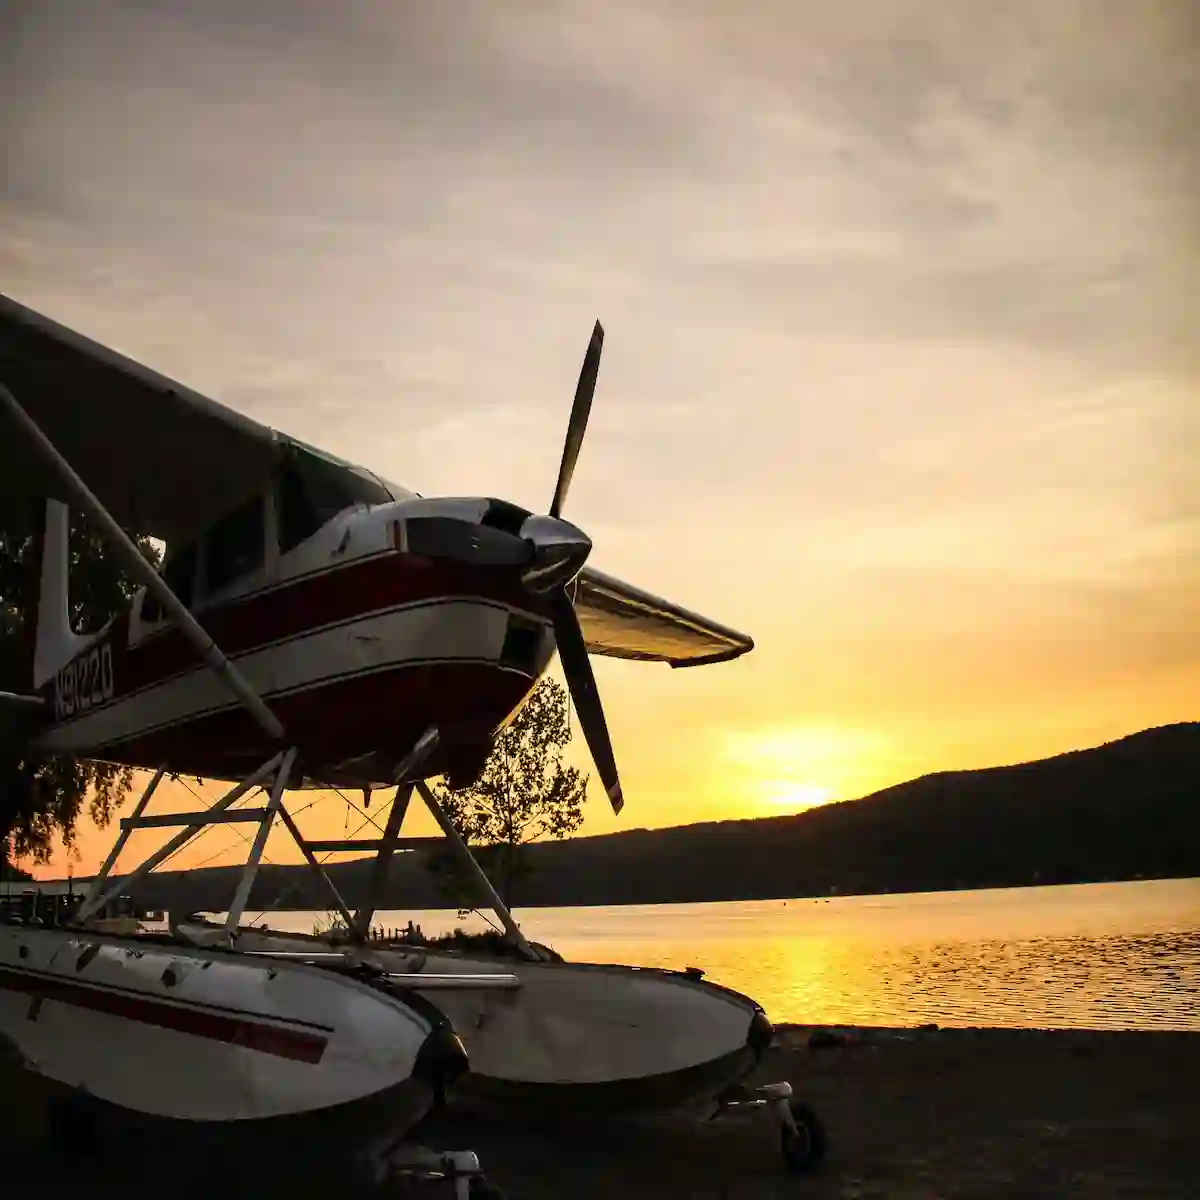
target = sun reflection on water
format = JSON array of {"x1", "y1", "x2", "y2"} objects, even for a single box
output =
[{"x1": 258, "y1": 878, "x2": 1200, "y2": 1031}]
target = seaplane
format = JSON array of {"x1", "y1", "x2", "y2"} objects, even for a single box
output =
[{"x1": 0, "y1": 291, "x2": 823, "y2": 1179}]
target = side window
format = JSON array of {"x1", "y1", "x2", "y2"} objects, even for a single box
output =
[
  {"x1": 142, "y1": 542, "x2": 197, "y2": 623},
  {"x1": 204, "y1": 496, "x2": 265, "y2": 595}
]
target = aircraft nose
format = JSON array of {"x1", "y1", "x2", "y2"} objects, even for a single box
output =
[{"x1": 519, "y1": 514, "x2": 592, "y2": 592}]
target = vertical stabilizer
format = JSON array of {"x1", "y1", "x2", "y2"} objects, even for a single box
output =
[{"x1": 31, "y1": 500, "x2": 88, "y2": 689}]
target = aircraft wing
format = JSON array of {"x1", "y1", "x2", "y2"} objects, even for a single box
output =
[
  {"x1": 0, "y1": 293, "x2": 283, "y2": 542},
  {"x1": 574, "y1": 567, "x2": 754, "y2": 667}
]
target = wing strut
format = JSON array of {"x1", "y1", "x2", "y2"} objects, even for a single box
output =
[
  {"x1": 414, "y1": 778, "x2": 540, "y2": 961},
  {"x1": 0, "y1": 381, "x2": 284, "y2": 743}
]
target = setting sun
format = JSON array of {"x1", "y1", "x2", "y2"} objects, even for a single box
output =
[
  {"x1": 721, "y1": 725, "x2": 908, "y2": 815},
  {"x1": 763, "y1": 783, "x2": 833, "y2": 812}
]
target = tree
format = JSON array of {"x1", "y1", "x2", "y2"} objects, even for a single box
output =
[
  {"x1": 426, "y1": 678, "x2": 587, "y2": 908},
  {"x1": 0, "y1": 503, "x2": 159, "y2": 870},
  {"x1": 0, "y1": 859, "x2": 31, "y2": 882}
]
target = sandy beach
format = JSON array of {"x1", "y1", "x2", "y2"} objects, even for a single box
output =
[
  {"x1": 407, "y1": 1025, "x2": 1198, "y2": 1199},
  {"x1": 4, "y1": 1024, "x2": 1197, "y2": 1198}
]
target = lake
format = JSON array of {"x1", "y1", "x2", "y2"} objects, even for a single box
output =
[{"x1": 230, "y1": 877, "x2": 1200, "y2": 1032}]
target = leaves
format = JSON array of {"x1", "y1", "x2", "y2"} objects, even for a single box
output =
[
  {"x1": 1, "y1": 505, "x2": 158, "y2": 868},
  {"x1": 427, "y1": 678, "x2": 587, "y2": 906}
]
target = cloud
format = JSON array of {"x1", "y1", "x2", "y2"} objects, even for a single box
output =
[
  {"x1": 3, "y1": 2, "x2": 1197, "y2": 849},
  {"x1": 6, "y1": 2, "x2": 1196, "y2": 387}
]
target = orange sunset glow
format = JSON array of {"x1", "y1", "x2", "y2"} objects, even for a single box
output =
[{"x1": 5, "y1": 3, "x2": 1197, "y2": 880}]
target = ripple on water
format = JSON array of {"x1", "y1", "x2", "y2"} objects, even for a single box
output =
[
  {"x1": 259, "y1": 879, "x2": 1200, "y2": 1031},
  {"x1": 746, "y1": 929, "x2": 1200, "y2": 1030}
]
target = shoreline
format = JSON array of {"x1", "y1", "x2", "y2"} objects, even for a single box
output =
[
  {"x1": 16, "y1": 872, "x2": 1198, "y2": 908},
  {"x1": 5, "y1": 1025, "x2": 1198, "y2": 1197}
]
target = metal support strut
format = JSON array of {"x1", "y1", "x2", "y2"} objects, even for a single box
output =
[
  {"x1": 224, "y1": 747, "x2": 297, "y2": 934},
  {"x1": 274, "y1": 803, "x2": 358, "y2": 934},
  {"x1": 319, "y1": 725, "x2": 540, "y2": 960},
  {"x1": 414, "y1": 779, "x2": 540, "y2": 961},
  {"x1": 77, "y1": 764, "x2": 167, "y2": 918},
  {"x1": 351, "y1": 785, "x2": 413, "y2": 938},
  {"x1": 77, "y1": 751, "x2": 287, "y2": 923},
  {"x1": 349, "y1": 726, "x2": 442, "y2": 938},
  {"x1": 76, "y1": 748, "x2": 358, "y2": 942},
  {"x1": 74, "y1": 724, "x2": 541, "y2": 968}
]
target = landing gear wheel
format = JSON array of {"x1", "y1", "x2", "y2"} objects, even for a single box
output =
[{"x1": 780, "y1": 1100, "x2": 826, "y2": 1173}]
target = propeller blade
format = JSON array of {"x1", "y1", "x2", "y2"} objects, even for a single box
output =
[
  {"x1": 549, "y1": 320, "x2": 604, "y2": 519},
  {"x1": 550, "y1": 586, "x2": 623, "y2": 813}
]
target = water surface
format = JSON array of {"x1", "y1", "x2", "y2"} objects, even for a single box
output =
[{"x1": 237, "y1": 878, "x2": 1200, "y2": 1031}]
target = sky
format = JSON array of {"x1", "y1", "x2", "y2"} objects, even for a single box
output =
[{"x1": 3, "y1": 1, "x2": 1197, "y2": 879}]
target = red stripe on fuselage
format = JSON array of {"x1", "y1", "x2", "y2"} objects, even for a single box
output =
[
  {"x1": 0, "y1": 964, "x2": 329, "y2": 1064},
  {"x1": 119, "y1": 554, "x2": 547, "y2": 696}
]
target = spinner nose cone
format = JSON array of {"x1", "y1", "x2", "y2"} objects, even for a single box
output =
[{"x1": 519, "y1": 514, "x2": 593, "y2": 592}]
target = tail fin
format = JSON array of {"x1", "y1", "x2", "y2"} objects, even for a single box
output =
[{"x1": 30, "y1": 500, "x2": 88, "y2": 690}]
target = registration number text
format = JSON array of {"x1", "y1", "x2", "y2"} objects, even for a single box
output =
[{"x1": 54, "y1": 642, "x2": 114, "y2": 720}]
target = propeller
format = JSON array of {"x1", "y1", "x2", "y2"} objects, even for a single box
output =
[
  {"x1": 393, "y1": 320, "x2": 623, "y2": 812},
  {"x1": 534, "y1": 321, "x2": 622, "y2": 813}
]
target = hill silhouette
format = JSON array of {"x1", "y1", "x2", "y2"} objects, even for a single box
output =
[{"x1": 99, "y1": 722, "x2": 1200, "y2": 913}]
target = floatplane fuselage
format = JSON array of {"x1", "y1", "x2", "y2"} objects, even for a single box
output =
[
  {"x1": 27, "y1": 484, "x2": 562, "y2": 792},
  {"x1": 0, "y1": 293, "x2": 821, "y2": 1182}
]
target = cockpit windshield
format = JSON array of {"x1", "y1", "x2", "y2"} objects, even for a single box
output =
[{"x1": 278, "y1": 441, "x2": 393, "y2": 553}]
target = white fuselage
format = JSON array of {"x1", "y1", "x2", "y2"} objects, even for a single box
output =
[{"x1": 31, "y1": 496, "x2": 557, "y2": 786}]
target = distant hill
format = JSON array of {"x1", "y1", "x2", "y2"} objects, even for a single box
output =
[{"x1": 100, "y1": 722, "x2": 1200, "y2": 913}]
